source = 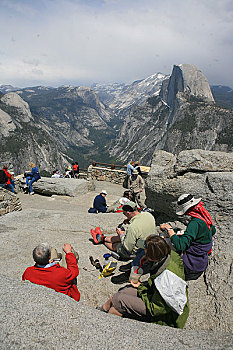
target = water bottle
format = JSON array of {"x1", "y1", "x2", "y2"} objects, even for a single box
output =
[{"x1": 103, "y1": 253, "x2": 111, "y2": 268}]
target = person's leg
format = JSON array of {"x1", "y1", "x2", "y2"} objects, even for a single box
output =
[
  {"x1": 106, "y1": 200, "x2": 119, "y2": 213},
  {"x1": 7, "y1": 183, "x2": 15, "y2": 193},
  {"x1": 135, "y1": 192, "x2": 145, "y2": 209},
  {"x1": 111, "y1": 285, "x2": 148, "y2": 320},
  {"x1": 184, "y1": 264, "x2": 203, "y2": 281},
  {"x1": 102, "y1": 296, "x2": 113, "y2": 312},
  {"x1": 104, "y1": 236, "x2": 121, "y2": 251},
  {"x1": 28, "y1": 177, "x2": 36, "y2": 193}
]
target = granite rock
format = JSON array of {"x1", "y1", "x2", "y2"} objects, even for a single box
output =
[
  {"x1": 146, "y1": 149, "x2": 233, "y2": 332},
  {"x1": 31, "y1": 177, "x2": 89, "y2": 196}
]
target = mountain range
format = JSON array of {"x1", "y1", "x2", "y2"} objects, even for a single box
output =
[{"x1": 0, "y1": 64, "x2": 232, "y2": 174}]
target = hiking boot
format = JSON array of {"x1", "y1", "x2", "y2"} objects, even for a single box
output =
[
  {"x1": 90, "y1": 229, "x2": 104, "y2": 244},
  {"x1": 30, "y1": 192, "x2": 35, "y2": 195},
  {"x1": 95, "y1": 226, "x2": 103, "y2": 235},
  {"x1": 119, "y1": 262, "x2": 132, "y2": 272},
  {"x1": 111, "y1": 271, "x2": 130, "y2": 285}
]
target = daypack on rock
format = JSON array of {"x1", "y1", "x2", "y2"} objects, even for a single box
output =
[{"x1": 0, "y1": 170, "x2": 8, "y2": 184}]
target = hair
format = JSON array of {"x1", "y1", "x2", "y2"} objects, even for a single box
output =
[
  {"x1": 145, "y1": 235, "x2": 171, "y2": 261},
  {"x1": 122, "y1": 204, "x2": 136, "y2": 212},
  {"x1": 135, "y1": 161, "x2": 139, "y2": 165},
  {"x1": 3, "y1": 164, "x2": 8, "y2": 169},
  {"x1": 123, "y1": 191, "x2": 130, "y2": 199},
  {"x1": 33, "y1": 243, "x2": 51, "y2": 265},
  {"x1": 29, "y1": 162, "x2": 36, "y2": 168},
  {"x1": 53, "y1": 170, "x2": 56, "y2": 174}
]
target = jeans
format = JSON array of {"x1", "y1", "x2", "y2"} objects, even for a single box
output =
[
  {"x1": 7, "y1": 183, "x2": 15, "y2": 193},
  {"x1": 131, "y1": 249, "x2": 145, "y2": 269},
  {"x1": 26, "y1": 176, "x2": 36, "y2": 193}
]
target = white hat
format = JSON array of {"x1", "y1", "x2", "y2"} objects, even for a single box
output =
[
  {"x1": 101, "y1": 190, "x2": 107, "y2": 195},
  {"x1": 132, "y1": 169, "x2": 138, "y2": 175},
  {"x1": 176, "y1": 194, "x2": 201, "y2": 216}
]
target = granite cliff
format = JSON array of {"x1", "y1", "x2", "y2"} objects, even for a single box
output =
[
  {"x1": 0, "y1": 64, "x2": 232, "y2": 173},
  {"x1": 110, "y1": 64, "x2": 233, "y2": 164},
  {"x1": 0, "y1": 86, "x2": 116, "y2": 173}
]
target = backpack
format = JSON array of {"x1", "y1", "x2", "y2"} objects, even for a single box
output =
[{"x1": 0, "y1": 170, "x2": 8, "y2": 184}]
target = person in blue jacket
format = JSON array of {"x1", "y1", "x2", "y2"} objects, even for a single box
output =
[
  {"x1": 25, "y1": 162, "x2": 41, "y2": 195},
  {"x1": 93, "y1": 190, "x2": 108, "y2": 213}
]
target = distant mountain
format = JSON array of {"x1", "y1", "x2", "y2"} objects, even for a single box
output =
[
  {"x1": 92, "y1": 73, "x2": 168, "y2": 121},
  {"x1": 1, "y1": 66, "x2": 232, "y2": 172},
  {"x1": 0, "y1": 92, "x2": 69, "y2": 175},
  {"x1": 0, "y1": 86, "x2": 117, "y2": 173},
  {"x1": 211, "y1": 85, "x2": 233, "y2": 110},
  {"x1": 110, "y1": 64, "x2": 233, "y2": 164},
  {"x1": 0, "y1": 85, "x2": 19, "y2": 93}
]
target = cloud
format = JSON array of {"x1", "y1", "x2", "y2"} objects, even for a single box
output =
[{"x1": 0, "y1": 0, "x2": 232, "y2": 87}]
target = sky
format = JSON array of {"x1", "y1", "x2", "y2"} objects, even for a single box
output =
[{"x1": 0, "y1": 0, "x2": 232, "y2": 88}]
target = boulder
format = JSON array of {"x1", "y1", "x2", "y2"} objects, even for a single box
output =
[
  {"x1": 1, "y1": 275, "x2": 231, "y2": 349},
  {"x1": 0, "y1": 187, "x2": 22, "y2": 216},
  {"x1": 146, "y1": 149, "x2": 233, "y2": 332},
  {"x1": 175, "y1": 149, "x2": 233, "y2": 173},
  {"x1": 32, "y1": 177, "x2": 89, "y2": 196}
]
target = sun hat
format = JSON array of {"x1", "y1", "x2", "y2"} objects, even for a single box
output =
[
  {"x1": 176, "y1": 194, "x2": 201, "y2": 216},
  {"x1": 101, "y1": 190, "x2": 107, "y2": 195},
  {"x1": 132, "y1": 169, "x2": 138, "y2": 175},
  {"x1": 122, "y1": 200, "x2": 137, "y2": 212}
]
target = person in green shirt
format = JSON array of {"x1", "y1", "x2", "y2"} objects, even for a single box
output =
[
  {"x1": 97, "y1": 235, "x2": 189, "y2": 328},
  {"x1": 160, "y1": 194, "x2": 216, "y2": 281}
]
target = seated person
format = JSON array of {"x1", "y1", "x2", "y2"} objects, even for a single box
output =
[
  {"x1": 1, "y1": 164, "x2": 14, "y2": 193},
  {"x1": 91, "y1": 201, "x2": 156, "y2": 259},
  {"x1": 97, "y1": 236, "x2": 189, "y2": 329},
  {"x1": 93, "y1": 190, "x2": 108, "y2": 213},
  {"x1": 106, "y1": 190, "x2": 131, "y2": 213},
  {"x1": 160, "y1": 194, "x2": 216, "y2": 281},
  {"x1": 25, "y1": 162, "x2": 41, "y2": 195},
  {"x1": 51, "y1": 170, "x2": 62, "y2": 178},
  {"x1": 22, "y1": 242, "x2": 80, "y2": 302}
]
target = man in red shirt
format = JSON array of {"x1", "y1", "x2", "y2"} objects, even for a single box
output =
[{"x1": 22, "y1": 243, "x2": 80, "y2": 302}]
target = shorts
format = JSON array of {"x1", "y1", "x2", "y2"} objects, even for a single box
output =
[{"x1": 112, "y1": 285, "x2": 149, "y2": 321}]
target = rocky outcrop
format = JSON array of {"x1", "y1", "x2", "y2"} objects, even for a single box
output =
[
  {"x1": 0, "y1": 188, "x2": 22, "y2": 215},
  {"x1": 160, "y1": 64, "x2": 214, "y2": 110},
  {"x1": 30, "y1": 177, "x2": 89, "y2": 197},
  {"x1": 145, "y1": 149, "x2": 233, "y2": 332},
  {"x1": 1, "y1": 92, "x2": 33, "y2": 122},
  {"x1": 1, "y1": 274, "x2": 232, "y2": 349},
  {"x1": 110, "y1": 65, "x2": 233, "y2": 165}
]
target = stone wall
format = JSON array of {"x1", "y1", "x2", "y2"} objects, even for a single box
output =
[
  {"x1": 88, "y1": 165, "x2": 126, "y2": 185},
  {"x1": 88, "y1": 165, "x2": 148, "y2": 184},
  {"x1": 0, "y1": 188, "x2": 22, "y2": 216}
]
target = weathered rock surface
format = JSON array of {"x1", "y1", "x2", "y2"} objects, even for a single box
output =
[
  {"x1": 31, "y1": 177, "x2": 89, "y2": 196},
  {"x1": 0, "y1": 181, "x2": 232, "y2": 349},
  {"x1": 175, "y1": 149, "x2": 233, "y2": 173},
  {"x1": 146, "y1": 149, "x2": 233, "y2": 332},
  {"x1": 1, "y1": 275, "x2": 232, "y2": 350},
  {"x1": 110, "y1": 64, "x2": 233, "y2": 165},
  {"x1": 0, "y1": 187, "x2": 22, "y2": 216},
  {"x1": 1, "y1": 92, "x2": 33, "y2": 122},
  {"x1": 161, "y1": 64, "x2": 215, "y2": 109}
]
